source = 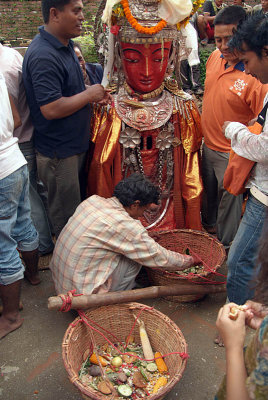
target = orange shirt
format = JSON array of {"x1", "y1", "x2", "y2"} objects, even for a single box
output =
[{"x1": 201, "y1": 49, "x2": 268, "y2": 153}]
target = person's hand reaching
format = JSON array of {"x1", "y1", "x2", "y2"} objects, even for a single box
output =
[
  {"x1": 216, "y1": 303, "x2": 246, "y2": 351},
  {"x1": 244, "y1": 300, "x2": 268, "y2": 330}
]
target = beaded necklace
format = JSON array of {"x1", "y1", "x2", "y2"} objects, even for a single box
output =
[{"x1": 124, "y1": 81, "x2": 165, "y2": 101}]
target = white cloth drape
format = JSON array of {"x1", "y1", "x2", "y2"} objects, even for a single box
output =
[{"x1": 102, "y1": 0, "x2": 193, "y2": 26}]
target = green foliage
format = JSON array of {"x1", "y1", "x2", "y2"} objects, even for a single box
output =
[
  {"x1": 74, "y1": 21, "x2": 98, "y2": 63},
  {"x1": 199, "y1": 45, "x2": 215, "y2": 85}
]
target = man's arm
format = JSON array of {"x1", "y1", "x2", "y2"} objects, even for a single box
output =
[
  {"x1": 9, "y1": 94, "x2": 21, "y2": 129},
  {"x1": 25, "y1": 56, "x2": 109, "y2": 120},
  {"x1": 40, "y1": 84, "x2": 107, "y2": 120},
  {"x1": 206, "y1": 15, "x2": 215, "y2": 25},
  {"x1": 115, "y1": 227, "x2": 197, "y2": 271},
  {"x1": 224, "y1": 121, "x2": 268, "y2": 163}
]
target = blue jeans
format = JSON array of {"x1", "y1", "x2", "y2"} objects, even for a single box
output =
[
  {"x1": 19, "y1": 141, "x2": 54, "y2": 254},
  {"x1": 0, "y1": 165, "x2": 39, "y2": 285},
  {"x1": 227, "y1": 193, "x2": 266, "y2": 304}
]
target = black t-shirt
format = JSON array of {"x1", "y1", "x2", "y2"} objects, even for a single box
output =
[
  {"x1": 23, "y1": 27, "x2": 91, "y2": 159},
  {"x1": 203, "y1": 1, "x2": 217, "y2": 17}
]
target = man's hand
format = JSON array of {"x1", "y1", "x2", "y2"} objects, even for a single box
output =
[
  {"x1": 40, "y1": 84, "x2": 110, "y2": 120},
  {"x1": 97, "y1": 90, "x2": 113, "y2": 106},
  {"x1": 222, "y1": 121, "x2": 232, "y2": 134},
  {"x1": 176, "y1": 253, "x2": 202, "y2": 270},
  {"x1": 85, "y1": 84, "x2": 107, "y2": 103},
  {"x1": 191, "y1": 253, "x2": 202, "y2": 266}
]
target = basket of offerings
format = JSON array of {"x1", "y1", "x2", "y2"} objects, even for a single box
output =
[
  {"x1": 62, "y1": 302, "x2": 187, "y2": 400},
  {"x1": 146, "y1": 229, "x2": 226, "y2": 302}
]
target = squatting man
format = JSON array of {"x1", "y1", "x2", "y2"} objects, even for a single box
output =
[{"x1": 51, "y1": 174, "x2": 200, "y2": 295}]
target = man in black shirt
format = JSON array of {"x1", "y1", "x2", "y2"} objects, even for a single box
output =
[{"x1": 23, "y1": 0, "x2": 111, "y2": 238}]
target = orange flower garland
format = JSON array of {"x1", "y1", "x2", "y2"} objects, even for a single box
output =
[{"x1": 120, "y1": 0, "x2": 167, "y2": 35}]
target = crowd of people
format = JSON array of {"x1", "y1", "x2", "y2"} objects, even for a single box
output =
[{"x1": 0, "y1": 0, "x2": 267, "y2": 397}]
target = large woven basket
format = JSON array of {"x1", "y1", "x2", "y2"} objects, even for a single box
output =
[
  {"x1": 146, "y1": 229, "x2": 226, "y2": 302},
  {"x1": 62, "y1": 303, "x2": 187, "y2": 400}
]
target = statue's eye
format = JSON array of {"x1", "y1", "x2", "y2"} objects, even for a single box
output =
[{"x1": 124, "y1": 58, "x2": 139, "y2": 63}]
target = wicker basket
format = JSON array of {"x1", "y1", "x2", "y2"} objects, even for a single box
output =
[
  {"x1": 146, "y1": 229, "x2": 226, "y2": 302},
  {"x1": 62, "y1": 303, "x2": 187, "y2": 400}
]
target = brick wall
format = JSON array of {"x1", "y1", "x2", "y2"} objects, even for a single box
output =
[
  {"x1": 0, "y1": 0, "x2": 99, "y2": 41},
  {"x1": 0, "y1": 0, "x2": 261, "y2": 42}
]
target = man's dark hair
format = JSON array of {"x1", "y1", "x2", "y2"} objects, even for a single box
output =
[
  {"x1": 214, "y1": 5, "x2": 246, "y2": 26},
  {"x1": 42, "y1": 0, "x2": 71, "y2": 24},
  {"x1": 229, "y1": 12, "x2": 268, "y2": 58},
  {"x1": 113, "y1": 173, "x2": 160, "y2": 207}
]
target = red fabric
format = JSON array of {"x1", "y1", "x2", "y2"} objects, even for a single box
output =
[{"x1": 205, "y1": 22, "x2": 214, "y2": 40}]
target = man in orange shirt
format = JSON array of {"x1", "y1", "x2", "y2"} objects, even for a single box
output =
[{"x1": 201, "y1": 6, "x2": 267, "y2": 249}]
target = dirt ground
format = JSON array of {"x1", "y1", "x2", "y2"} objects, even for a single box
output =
[{"x1": 0, "y1": 264, "x2": 235, "y2": 400}]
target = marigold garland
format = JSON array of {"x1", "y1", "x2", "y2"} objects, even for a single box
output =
[{"x1": 120, "y1": 0, "x2": 167, "y2": 35}]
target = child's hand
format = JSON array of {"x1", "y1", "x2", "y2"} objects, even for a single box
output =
[
  {"x1": 216, "y1": 303, "x2": 246, "y2": 351},
  {"x1": 245, "y1": 300, "x2": 268, "y2": 330}
]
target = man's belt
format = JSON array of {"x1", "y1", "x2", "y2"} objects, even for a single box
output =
[{"x1": 250, "y1": 186, "x2": 268, "y2": 207}]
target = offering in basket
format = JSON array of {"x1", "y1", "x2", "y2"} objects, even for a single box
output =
[{"x1": 62, "y1": 303, "x2": 188, "y2": 399}]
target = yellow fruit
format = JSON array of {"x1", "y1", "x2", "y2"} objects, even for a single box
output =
[{"x1": 111, "y1": 356, "x2": 123, "y2": 367}]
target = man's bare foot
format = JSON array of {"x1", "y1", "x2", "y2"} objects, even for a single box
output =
[
  {"x1": 0, "y1": 301, "x2": 23, "y2": 314},
  {"x1": 214, "y1": 333, "x2": 225, "y2": 347},
  {"x1": 24, "y1": 271, "x2": 41, "y2": 285},
  {"x1": 0, "y1": 314, "x2": 24, "y2": 340}
]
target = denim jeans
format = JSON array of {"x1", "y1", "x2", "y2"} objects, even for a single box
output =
[
  {"x1": 227, "y1": 193, "x2": 266, "y2": 304},
  {"x1": 19, "y1": 141, "x2": 54, "y2": 254},
  {"x1": 0, "y1": 165, "x2": 39, "y2": 285}
]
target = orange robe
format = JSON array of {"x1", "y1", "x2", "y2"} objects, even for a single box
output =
[{"x1": 88, "y1": 93, "x2": 203, "y2": 231}]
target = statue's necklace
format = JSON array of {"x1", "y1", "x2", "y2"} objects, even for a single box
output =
[
  {"x1": 114, "y1": 86, "x2": 173, "y2": 131},
  {"x1": 123, "y1": 81, "x2": 165, "y2": 101}
]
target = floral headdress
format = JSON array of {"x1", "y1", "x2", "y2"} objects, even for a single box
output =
[{"x1": 96, "y1": 0, "x2": 204, "y2": 87}]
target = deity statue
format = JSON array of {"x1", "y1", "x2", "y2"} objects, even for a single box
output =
[{"x1": 88, "y1": 0, "x2": 203, "y2": 231}]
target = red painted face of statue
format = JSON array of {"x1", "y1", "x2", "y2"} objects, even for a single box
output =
[{"x1": 121, "y1": 41, "x2": 172, "y2": 94}]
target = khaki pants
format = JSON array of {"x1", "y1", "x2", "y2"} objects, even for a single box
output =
[{"x1": 36, "y1": 151, "x2": 86, "y2": 238}]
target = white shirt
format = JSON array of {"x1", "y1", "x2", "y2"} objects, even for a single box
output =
[
  {"x1": 0, "y1": 73, "x2": 26, "y2": 180},
  {"x1": 225, "y1": 93, "x2": 268, "y2": 195},
  {"x1": 0, "y1": 44, "x2": 33, "y2": 143}
]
